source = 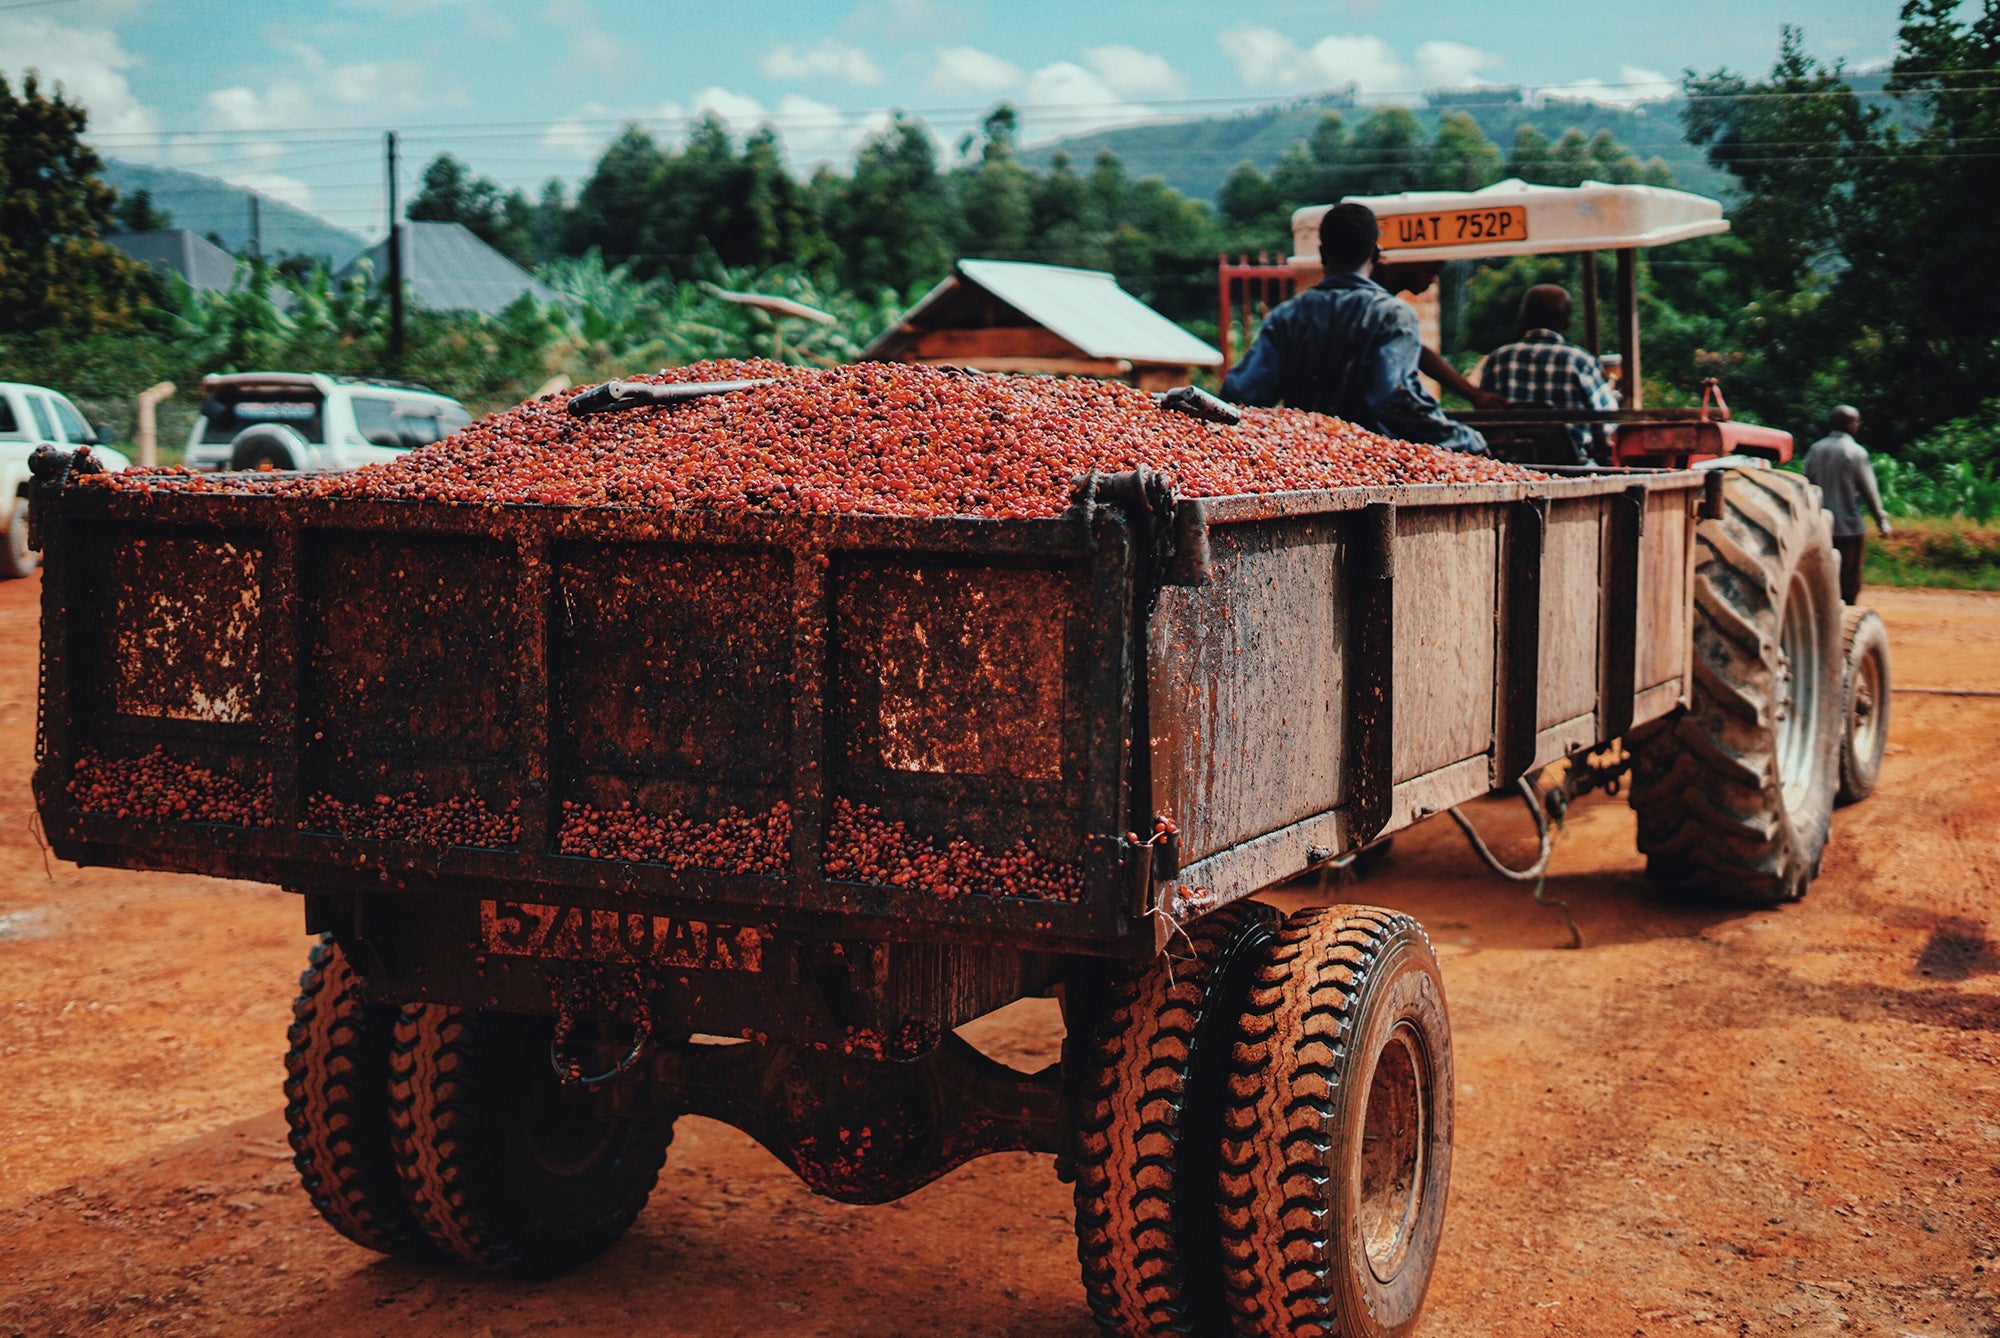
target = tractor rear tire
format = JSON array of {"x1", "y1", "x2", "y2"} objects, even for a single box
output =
[
  {"x1": 283, "y1": 934, "x2": 431, "y2": 1257},
  {"x1": 1073, "y1": 898, "x2": 1279, "y2": 1336},
  {"x1": 387, "y1": 1005, "x2": 672, "y2": 1276},
  {"x1": 1218, "y1": 907, "x2": 1454, "y2": 1338},
  {"x1": 1628, "y1": 468, "x2": 1843, "y2": 903},
  {"x1": 1837, "y1": 606, "x2": 1891, "y2": 804}
]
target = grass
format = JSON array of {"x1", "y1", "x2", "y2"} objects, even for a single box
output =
[{"x1": 1864, "y1": 517, "x2": 2000, "y2": 591}]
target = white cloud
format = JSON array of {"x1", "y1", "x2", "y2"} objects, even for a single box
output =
[
  {"x1": 932, "y1": 45, "x2": 1020, "y2": 93},
  {"x1": 1415, "y1": 40, "x2": 1501, "y2": 89},
  {"x1": 1083, "y1": 44, "x2": 1186, "y2": 99},
  {"x1": 1535, "y1": 65, "x2": 1677, "y2": 107},
  {"x1": 0, "y1": 12, "x2": 159, "y2": 138},
  {"x1": 687, "y1": 86, "x2": 769, "y2": 132},
  {"x1": 1022, "y1": 61, "x2": 1156, "y2": 135},
  {"x1": 762, "y1": 39, "x2": 883, "y2": 86},
  {"x1": 1217, "y1": 27, "x2": 1410, "y2": 98}
]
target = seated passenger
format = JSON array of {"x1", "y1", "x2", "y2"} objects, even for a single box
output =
[
  {"x1": 1221, "y1": 203, "x2": 1486, "y2": 454},
  {"x1": 1479, "y1": 284, "x2": 1618, "y2": 463}
]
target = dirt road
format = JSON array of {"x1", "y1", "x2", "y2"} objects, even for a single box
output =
[{"x1": 2, "y1": 571, "x2": 1996, "y2": 1337}]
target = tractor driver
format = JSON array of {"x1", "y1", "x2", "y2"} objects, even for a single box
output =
[
  {"x1": 1221, "y1": 202, "x2": 1487, "y2": 454},
  {"x1": 1479, "y1": 283, "x2": 1619, "y2": 463}
]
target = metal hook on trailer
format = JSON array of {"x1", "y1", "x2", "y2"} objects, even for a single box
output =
[{"x1": 550, "y1": 1001, "x2": 653, "y2": 1089}]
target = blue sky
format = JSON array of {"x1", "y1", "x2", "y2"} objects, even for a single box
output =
[{"x1": 2, "y1": 0, "x2": 1896, "y2": 237}]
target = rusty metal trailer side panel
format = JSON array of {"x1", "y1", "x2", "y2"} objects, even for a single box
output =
[
  {"x1": 1149, "y1": 474, "x2": 1702, "y2": 922},
  {"x1": 33, "y1": 489, "x2": 1148, "y2": 954}
]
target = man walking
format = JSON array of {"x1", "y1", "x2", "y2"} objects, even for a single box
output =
[
  {"x1": 1221, "y1": 202, "x2": 1485, "y2": 454},
  {"x1": 1803, "y1": 405, "x2": 1892, "y2": 604}
]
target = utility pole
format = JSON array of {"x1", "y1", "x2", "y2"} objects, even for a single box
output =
[
  {"x1": 248, "y1": 194, "x2": 262, "y2": 261},
  {"x1": 385, "y1": 129, "x2": 405, "y2": 367}
]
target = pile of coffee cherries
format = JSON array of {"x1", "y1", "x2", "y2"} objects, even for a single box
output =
[
  {"x1": 823, "y1": 797, "x2": 1082, "y2": 902},
  {"x1": 305, "y1": 791, "x2": 520, "y2": 848},
  {"x1": 68, "y1": 747, "x2": 276, "y2": 827},
  {"x1": 91, "y1": 361, "x2": 1534, "y2": 517},
  {"x1": 556, "y1": 799, "x2": 792, "y2": 874}
]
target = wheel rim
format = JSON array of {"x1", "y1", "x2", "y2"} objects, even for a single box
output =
[
  {"x1": 8, "y1": 503, "x2": 27, "y2": 564},
  {"x1": 1775, "y1": 571, "x2": 1823, "y2": 816},
  {"x1": 1851, "y1": 638, "x2": 1883, "y2": 761},
  {"x1": 1357, "y1": 1021, "x2": 1431, "y2": 1283}
]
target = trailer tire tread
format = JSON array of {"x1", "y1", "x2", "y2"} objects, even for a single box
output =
[
  {"x1": 387, "y1": 1005, "x2": 670, "y2": 1277},
  {"x1": 283, "y1": 935, "x2": 431, "y2": 1257},
  {"x1": 1629, "y1": 468, "x2": 1842, "y2": 905},
  {"x1": 1074, "y1": 899, "x2": 1277, "y2": 1336},
  {"x1": 1217, "y1": 906, "x2": 1452, "y2": 1338}
]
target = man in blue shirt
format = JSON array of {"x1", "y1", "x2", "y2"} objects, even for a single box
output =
[{"x1": 1220, "y1": 202, "x2": 1486, "y2": 454}]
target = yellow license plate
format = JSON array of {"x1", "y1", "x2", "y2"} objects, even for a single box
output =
[{"x1": 1383, "y1": 205, "x2": 1529, "y2": 249}]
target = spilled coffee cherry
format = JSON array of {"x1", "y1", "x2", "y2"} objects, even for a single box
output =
[
  {"x1": 68, "y1": 746, "x2": 276, "y2": 827},
  {"x1": 823, "y1": 797, "x2": 1082, "y2": 903},
  {"x1": 557, "y1": 800, "x2": 792, "y2": 874},
  {"x1": 305, "y1": 791, "x2": 520, "y2": 848}
]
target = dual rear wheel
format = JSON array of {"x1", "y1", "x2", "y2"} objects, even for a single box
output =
[
  {"x1": 1075, "y1": 903, "x2": 1453, "y2": 1338},
  {"x1": 284, "y1": 935, "x2": 671, "y2": 1276}
]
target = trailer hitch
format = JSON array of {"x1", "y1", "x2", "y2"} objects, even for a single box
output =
[{"x1": 26, "y1": 446, "x2": 102, "y2": 552}]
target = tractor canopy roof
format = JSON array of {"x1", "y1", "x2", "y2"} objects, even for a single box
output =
[{"x1": 1290, "y1": 180, "x2": 1729, "y2": 267}]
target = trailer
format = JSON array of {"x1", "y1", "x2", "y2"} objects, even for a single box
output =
[{"x1": 28, "y1": 414, "x2": 1853, "y2": 1334}]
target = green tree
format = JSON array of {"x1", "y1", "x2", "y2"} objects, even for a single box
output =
[
  {"x1": 0, "y1": 72, "x2": 160, "y2": 335},
  {"x1": 955, "y1": 104, "x2": 1034, "y2": 259},
  {"x1": 1428, "y1": 113, "x2": 1504, "y2": 191},
  {"x1": 408, "y1": 152, "x2": 538, "y2": 267},
  {"x1": 823, "y1": 115, "x2": 954, "y2": 296},
  {"x1": 113, "y1": 187, "x2": 173, "y2": 233},
  {"x1": 1344, "y1": 107, "x2": 1429, "y2": 196}
]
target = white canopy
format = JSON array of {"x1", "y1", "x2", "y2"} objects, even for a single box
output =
[{"x1": 1290, "y1": 180, "x2": 1729, "y2": 266}]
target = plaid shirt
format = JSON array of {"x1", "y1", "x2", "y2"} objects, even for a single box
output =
[{"x1": 1479, "y1": 330, "x2": 1619, "y2": 460}]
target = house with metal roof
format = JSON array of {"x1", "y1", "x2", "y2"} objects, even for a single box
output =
[
  {"x1": 862, "y1": 259, "x2": 1221, "y2": 392},
  {"x1": 337, "y1": 221, "x2": 558, "y2": 317},
  {"x1": 105, "y1": 229, "x2": 241, "y2": 293}
]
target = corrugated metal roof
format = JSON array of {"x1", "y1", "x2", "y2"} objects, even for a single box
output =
[
  {"x1": 105, "y1": 229, "x2": 240, "y2": 292},
  {"x1": 338, "y1": 221, "x2": 558, "y2": 317},
  {"x1": 866, "y1": 260, "x2": 1221, "y2": 367}
]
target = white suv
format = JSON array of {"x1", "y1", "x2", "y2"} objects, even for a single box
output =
[
  {"x1": 185, "y1": 373, "x2": 471, "y2": 473},
  {"x1": 1, "y1": 381, "x2": 131, "y2": 579}
]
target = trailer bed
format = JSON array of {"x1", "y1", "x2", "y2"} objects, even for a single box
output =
[{"x1": 32, "y1": 466, "x2": 1705, "y2": 960}]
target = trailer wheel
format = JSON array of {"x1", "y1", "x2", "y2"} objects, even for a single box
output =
[
  {"x1": 387, "y1": 1005, "x2": 671, "y2": 1276},
  {"x1": 1837, "y1": 606, "x2": 1890, "y2": 804},
  {"x1": 1218, "y1": 907, "x2": 1453, "y2": 1338},
  {"x1": 1073, "y1": 898, "x2": 1279, "y2": 1336},
  {"x1": 283, "y1": 934, "x2": 430, "y2": 1256},
  {"x1": 1628, "y1": 468, "x2": 1843, "y2": 902}
]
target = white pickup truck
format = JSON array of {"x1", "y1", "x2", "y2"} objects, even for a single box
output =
[
  {"x1": 0, "y1": 381, "x2": 130, "y2": 579},
  {"x1": 184, "y1": 373, "x2": 471, "y2": 473}
]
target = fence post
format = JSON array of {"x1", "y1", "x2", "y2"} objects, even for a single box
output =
[{"x1": 136, "y1": 381, "x2": 176, "y2": 467}]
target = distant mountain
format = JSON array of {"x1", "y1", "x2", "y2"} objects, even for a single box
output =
[
  {"x1": 1021, "y1": 90, "x2": 1736, "y2": 204},
  {"x1": 100, "y1": 160, "x2": 369, "y2": 267}
]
